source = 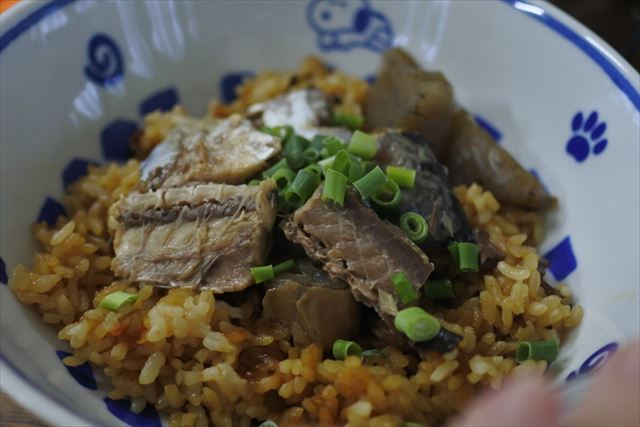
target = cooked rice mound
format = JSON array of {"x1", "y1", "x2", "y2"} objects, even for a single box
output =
[{"x1": 10, "y1": 66, "x2": 582, "y2": 427}]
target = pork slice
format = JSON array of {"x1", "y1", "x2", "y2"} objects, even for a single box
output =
[{"x1": 110, "y1": 180, "x2": 278, "y2": 292}]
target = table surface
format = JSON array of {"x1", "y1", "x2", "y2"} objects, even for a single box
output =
[{"x1": 1, "y1": 0, "x2": 638, "y2": 426}]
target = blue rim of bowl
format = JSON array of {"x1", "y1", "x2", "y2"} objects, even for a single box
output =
[
  {"x1": 0, "y1": 0, "x2": 638, "y2": 425},
  {"x1": 0, "y1": 0, "x2": 638, "y2": 110}
]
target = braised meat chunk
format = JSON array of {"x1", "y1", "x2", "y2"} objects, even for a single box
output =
[
  {"x1": 365, "y1": 48, "x2": 553, "y2": 210},
  {"x1": 110, "y1": 180, "x2": 278, "y2": 292},
  {"x1": 140, "y1": 114, "x2": 281, "y2": 189},
  {"x1": 262, "y1": 261, "x2": 361, "y2": 350},
  {"x1": 281, "y1": 186, "x2": 433, "y2": 322}
]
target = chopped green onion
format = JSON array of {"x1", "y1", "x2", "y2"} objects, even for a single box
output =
[
  {"x1": 399, "y1": 212, "x2": 428, "y2": 244},
  {"x1": 391, "y1": 272, "x2": 419, "y2": 304},
  {"x1": 284, "y1": 169, "x2": 320, "y2": 207},
  {"x1": 320, "y1": 136, "x2": 345, "y2": 158},
  {"x1": 449, "y1": 242, "x2": 480, "y2": 273},
  {"x1": 360, "y1": 349, "x2": 386, "y2": 358},
  {"x1": 458, "y1": 242, "x2": 480, "y2": 272},
  {"x1": 332, "y1": 339, "x2": 363, "y2": 360},
  {"x1": 347, "y1": 130, "x2": 378, "y2": 160},
  {"x1": 346, "y1": 157, "x2": 365, "y2": 184},
  {"x1": 304, "y1": 164, "x2": 323, "y2": 179},
  {"x1": 100, "y1": 291, "x2": 138, "y2": 312},
  {"x1": 424, "y1": 279, "x2": 455, "y2": 299},
  {"x1": 371, "y1": 179, "x2": 401, "y2": 208},
  {"x1": 262, "y1": 158, "x2": 290, "y2": 178},
  {"x1": 516, "y1": 340, "x2": 559, "y2": 363},
  {"x1": 303, "y1": 147, "x2": 321, "y2": 163},
  {"x1": 260, "y1": 125, "x2": 293, "y2": 139},
  {"x1": 318, "y1": 155, "x2": 336, "y2": 170},
  {"x1": 271, "y1": 168, "x2": 296, "y2": 191},
  {"x1": 394, "y1": 307, "x2": 441, "y2": 342},
  {"x1": 403, "y1": 423, "x2": 426, "y2": 427},
  {"x1": 322, "y1": 170, "x2": 348, "y2": 207},
  {"x1": 330, "y1": 150, "x2": 351, "y2": 175},
  {"x1": 283, "y1": 134, "x2": 310, "y2": 169},
  {"x1": 273, "y1": 259, "x2": 296, "y2": 276},
  {"x1": 247, "y1": 179, "x2": 261, "y2": 186},
  {"x1": 251, "y1": 265, "x2": 274, "y2": 284},
  {"x1": 311, "y1": 134, "x2": 327, "y2": 147},
  {"x1": 258, "y1": 421, "x2": 278, "y2": 427},
  {"x1": 330, "y1": 150, "x2": 365, "y2": 184},
  {"x1": 353, "y1": 166, "x2": 387, "y2": 199},
  {"x1": 386, "y1": 166, "x2": 416, "y2": 188},
  {"x1": 332, "y1": 111, "x2": 364, "y2": 130}
]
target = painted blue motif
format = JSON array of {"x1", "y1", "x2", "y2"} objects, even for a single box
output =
[
  {"x1": 104, "y1": 398, "x2": 162, "y2": 427},
  {"x1": 363, "y1": 73, "x2": 377, "y2": 85},
  {"x1": 84, "y1": 34, "x2": 124, "y2": 87},
  {"x1": 306, "y1": 0, "x2": 393, "y2": 53},
  {"x1": 101, "y1": 120, "x2": 139, "y2": 161},
  {"x1": 62, "y1": 158, "x2": 99, "y2": 188},
  {"x1": 544, "y1": 236, "x2": 577, "y2": 281},
  {"x1": 55, "y1": 351, "x2": 97, "y2": 390},
  {"x1": 566, "y1": 342, "x2": 619, "y2": 381},
  {"x1": 138, "y1": 87, "x2": 180, "y2": 117},
  {"x1": 0, "y1": 256, "x2": 7, "y2": 284},
  {"x1": 220, "y1": 72, "x2": 255, "y2": 103},
  {"x1": 566, "y1": 111, "x2": 608, "y2": 162},
  {"x1": 37, "y1": 197, "x2": 66, "y2": 227},
  {"x1": 100, "y1": 87, "x2": 180, "y2": 162},
  {"x1": 474, "y1": 115, "x2": 503, "y2": 142}
]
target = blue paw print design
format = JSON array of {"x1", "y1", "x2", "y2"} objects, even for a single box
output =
[
  {"x1": 306, "y1": 0, "x2": 394, "y2": 53},
  {"x1": 566, "y1": 342, "x2": 619, "y2": 381},
  {"x1": 566, "y1": 110, "x2": 608, "y2": 162}
]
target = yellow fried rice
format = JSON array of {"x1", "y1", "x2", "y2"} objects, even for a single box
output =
[{"x1": 9, "y1": 62, "x2": 582, "y2": 427}]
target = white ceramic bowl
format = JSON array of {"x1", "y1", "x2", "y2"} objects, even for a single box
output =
[{"x1": 1, "y1": 1, "x2": 638, "y2": 426}]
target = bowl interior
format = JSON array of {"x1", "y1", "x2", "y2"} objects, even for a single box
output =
[{"x1": 1, "y1": 1, "x2": 638, "y2": 425}]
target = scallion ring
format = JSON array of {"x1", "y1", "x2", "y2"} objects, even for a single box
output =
[
  {"x1": 322, "y1": 169, "x2": 348, "y2": 207},
  {"x1": 394, "y1": 307, "x2": 441, "y2": 342},
  {"x1": 100, "y1": 291, "x2": 138, "y2": 312},
  {"x1": 399, "y1": 212, "x2": 428, "y2": 243},
  {"x1": 347, "y1": 130, "x2": 378, "y2": 160},
  {"x1": 371, "y1": 179, "x2": 401, "y2": 208},
  {"x1": 391, "y1": 271, "x2": 420, "y2": 304},
  {"x1": 516, "y1": 340, "x2": 559, "y2": 363},
  {"x1": 353, "y1": 166, "x2": 387, "y2": 199},
  {"x1": 332, "y1": 339, "x2": 363, "y2": 360}
]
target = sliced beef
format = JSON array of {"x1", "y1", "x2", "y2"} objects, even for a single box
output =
[
  {"x1": 262, "y1": 261, "x2": 361, "y2": 350},
  {"x1": 140, "y1": 114, "x2": 281, "y2": 189},
  {"x1": 281, "y1": 186, "x2": 433, "y2": 322},
  {"x1": 247, "y1": 88, "x2": 332, "y2": 139},
  {"x1": 365, "y1": 48, "x2": 553, "y2": 210},
  {"x1": 110, "y1": 181, "x2": 278, "y2": 292}
]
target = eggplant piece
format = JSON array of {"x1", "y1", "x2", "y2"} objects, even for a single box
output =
[
  {"x1": 110, "y1": 180, "x2": 278, "y2": 292},
  {"x1": 262, "y1": 262, "x2": 361, "y2": 350},
  {"x1": 365, "y1": 48, "x2": 553, "y2": 210},
  {"x1": 281, "y1": 185, "x2": 433, "y2": 323}
]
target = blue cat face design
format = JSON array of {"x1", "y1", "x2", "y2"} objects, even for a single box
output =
[{"x1": 306, "y1": 0, "x2": 394, "y2": 53}]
